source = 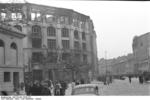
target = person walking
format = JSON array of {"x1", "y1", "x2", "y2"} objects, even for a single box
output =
[
  {"x1": 60, "y1": 81, "x2": 67, "y2": 96},
  {"x1": 48, "y1": 80, "x2": 54, "y2": 96},
  {"x1": 41, "y1": 82, "x2": 51, "y2": 96},
  {"x1": 80, "y1": 79, "x2": 84, "y2": 84},
  {"x1": 129, "y1": 76, "x2": 132, "y2": 83},
  {"x1": 19, "y1": 82, "x2": 26, "y2": 95},
  {"x1": 30, "y1": 80, "x2": 42, "y2": 95},
  {"x1": 54, "y1": 81, "x2": 61, "y2": 96},
  {"x1": 106, "y1": 76, "x2": 110, "y2": 85},
  {"x1": 25, "y1": 82, "x2": 32, "y2": 95},
  {"x1": 139, "y1": 75, "x2": 144, "y2": 84}
]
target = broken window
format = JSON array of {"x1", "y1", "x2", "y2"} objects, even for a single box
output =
[
  {"x1": 11, "y1": 13, "x2": 17, "y2": 20},
  {"x1": 31, "y1": 13, "x2": 36, "y2": 21},
  {"x1": 31, "y1": 12, "x2": 41, "y2": 21},
  {"x1": 11, "y1": 13, "x2": 22, "y2": 20},
  {"x1": 17, "y1": 13, "x2": 22, "y2": 20},
  {"x1": 46, "y1": 14, "x2": 54, "y2": 22},
  {"x1": 36, "y1": 13, "x2": 41, "y2": 21},
  {"x1": 1, "y1": 13, "x2": 6, "y2": 21}
]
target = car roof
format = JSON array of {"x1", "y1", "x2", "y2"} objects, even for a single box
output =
[{"x1": 74, "y1": 84, "x2": 98, "y2": 89}]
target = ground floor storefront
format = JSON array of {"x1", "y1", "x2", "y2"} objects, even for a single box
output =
[{"x1": 25, "y1": 63, "x2": 91, "y2": 83}]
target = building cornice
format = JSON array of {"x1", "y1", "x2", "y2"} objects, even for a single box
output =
[{"x1": 0, "y1": 23, "x2": 26, "y2": 38}]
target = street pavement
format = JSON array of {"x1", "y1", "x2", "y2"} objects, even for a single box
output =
[
  {"x1": 65, "y1": 78, "x2": 150, "y2": 96},
  {"x1": 100, "y1": 78, "x2": 150, "y2": 95}
]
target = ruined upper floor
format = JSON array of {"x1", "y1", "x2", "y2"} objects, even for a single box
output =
[{"x1": 0, "y1": 3, "x2": 94, "y2": 32}]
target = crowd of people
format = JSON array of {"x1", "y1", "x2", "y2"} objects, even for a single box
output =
[
  {"x1": 1, "y1": 78, "x2": 86, "y2": 96},
  {"x1": 24, "y1": 80, "x2": 68, "y2": 96},
  {"x1": 24, "y1": 79, "x2": 86, "y2": 96}
]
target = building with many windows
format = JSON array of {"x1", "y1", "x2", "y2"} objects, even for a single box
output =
[
  {"x1": 132, "y1": 32, "x2": 150, "y2": 74},
  {"x1": 98, "y1": 53, "x2": 135, "y2": 77},
  {"x1": 0, "y1": 3, "x2": 98, "y2": 82},
  {"x1": 0, "y1": 23, "x2": 25, "y2": 93}
]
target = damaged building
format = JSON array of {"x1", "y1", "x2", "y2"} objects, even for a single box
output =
[{"x1": 0, "y1": 2, "x2": 98, "y2": 82}]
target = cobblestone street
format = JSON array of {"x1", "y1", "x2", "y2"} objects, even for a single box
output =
[
  {"x1": 65, "y1": 78, "x2": 150, "y2": 96},
  {"x1": 100, "y1": 78, "x2": 150, "y2": 95}
]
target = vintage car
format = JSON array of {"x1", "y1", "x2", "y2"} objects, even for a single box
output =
[{"x1": 71, "y1": 84, "x2": 99, "y2": 96}]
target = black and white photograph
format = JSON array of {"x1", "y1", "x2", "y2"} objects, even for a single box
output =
[{"x1": 0, "y1": 0, "x2": 150, "y2": 97}]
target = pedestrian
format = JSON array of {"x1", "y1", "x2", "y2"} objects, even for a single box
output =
[
  {"x1": 75, "y1": 80, "x2": 79, "y2": 85},
  {"x1": 106, "y1": 76, "x2": 110, "y2": 85},
  {"x1": 80, "y1": 79, "x2": 84, "y2": 84},
  {"x1": 1, "y1": 91, "x2": 8, "y2": 95},
  {"x1": 60, "y1": 81, "x2": 67, "y2": 96},
  {"x1": 41, "y1": 82, "x2": 51, "y2": 96},
  {"x1": 25, "y1": 82, "x2": 32, "y2": 95},
  {"x1": 13, "y1": 88, "x2": 20, "y2": 95},
  {"x1": 129, "y1": 76, "x2": 132, "y2": 83},
  {"x1": 141, "y1": 76, "x2": 144, "y2": 84},
  {"x1": 54, "y1": 81, "x2": 61, "y2": 96},
  {"x1": 30, "y1": 80, "x2": 42, "y2": 95},
  {"x1": 48, "y1": 80, "x2": 54, "y2": 96},
  {"x1": 95, "y1": 86, "x2": 99, "y2": 95},
  {"x1": 19, "y1": 82, "x2": 26, "y2": 95},
  {"x1": 71, "y1": 80, "x2": 75, "y2": 91},
  {"x1": 139, "y1": 75, "x2": 144, "y2": 84},
  {"x1": 110, "y1": 76, "x2": 113, "y2": 83}
]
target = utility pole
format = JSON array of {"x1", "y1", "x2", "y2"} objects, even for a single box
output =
[{"x1": 105, "y1": 51, "x2": 107, "y2": 75}]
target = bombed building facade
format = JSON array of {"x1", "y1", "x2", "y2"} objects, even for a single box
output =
[{"x1": 0, "y1": 3, "x2": 98, "y2": 82}]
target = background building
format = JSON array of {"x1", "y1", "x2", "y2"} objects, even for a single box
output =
[
  {"x1": 98, "y1": 53, "x2": 135, "y2": 77},
  {"x1": 0, "y1": 23, "x2": 25, "y2": 93},
  {"x1": 0, "y1": 3, "x2": 98, "y2": 82},
  {"x1": 132, "y1": 32, "x2": 150, "y2": 74},
  {"x1": 98, "y1": 58, "x2": 113, "y2": 76}
]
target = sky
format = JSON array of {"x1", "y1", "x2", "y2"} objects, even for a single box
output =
[{"x1": 1, "y1": 0, "x2": 150, "y2": 59}]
